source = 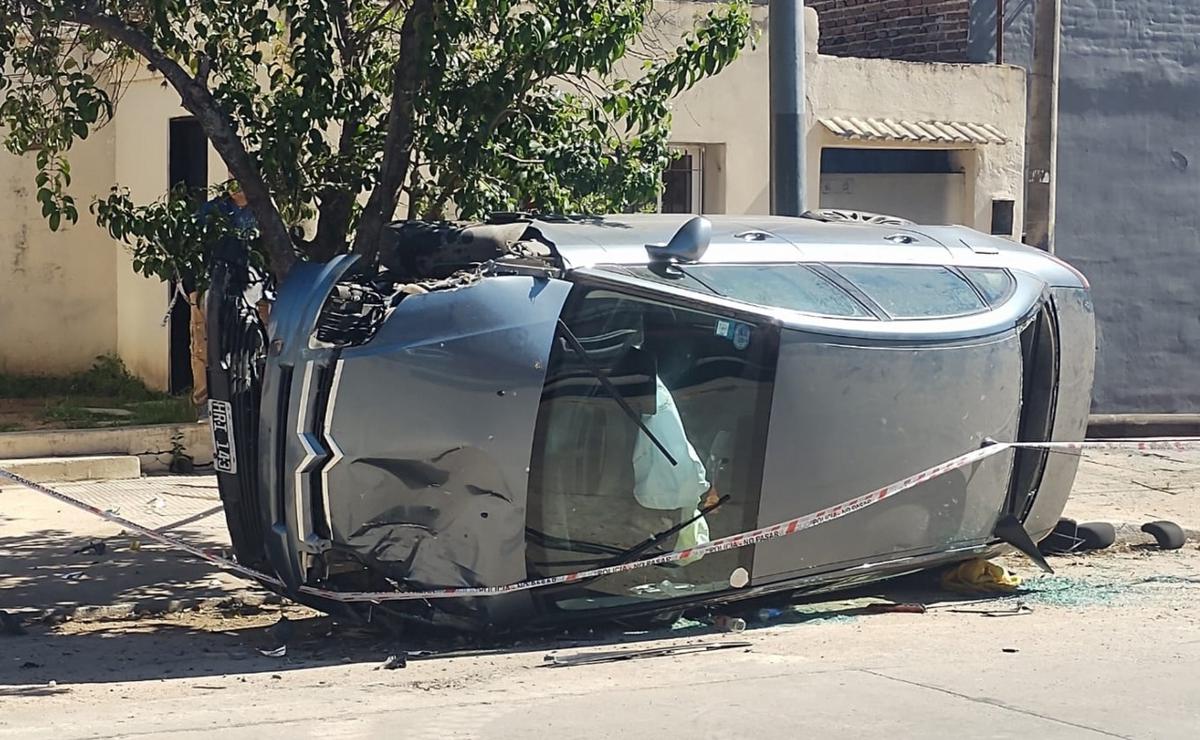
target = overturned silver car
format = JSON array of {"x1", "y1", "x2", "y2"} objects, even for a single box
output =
[{"x1": 207, "y1": 212, "x2": 1095, "y2": 630}]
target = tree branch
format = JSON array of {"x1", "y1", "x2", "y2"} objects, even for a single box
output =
[
  {"x1": 350, "y1": 0, "x2": 434, "y2": 261},
  {"x1": 70, "y1": 6, "x2": 297, "y2": 276}
]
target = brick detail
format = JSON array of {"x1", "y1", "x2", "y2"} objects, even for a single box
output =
[{"x1": 807, "y1": 0, "x2": 971, "y2": 63}]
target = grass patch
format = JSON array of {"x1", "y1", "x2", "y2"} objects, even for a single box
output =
[
  {"x1": 0, "y1": 355, "x2": 160, "y2": 402},
  {"x1": 0, "y1": 355, "x2": 196, "y2": 432},
  {"x1": 40, "y1": 397, "x2": 195, "y2": 429}
]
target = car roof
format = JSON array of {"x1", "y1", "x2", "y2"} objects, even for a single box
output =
[{"x1": 525, "y1": 213, "x2": 1086, "y2": 288}]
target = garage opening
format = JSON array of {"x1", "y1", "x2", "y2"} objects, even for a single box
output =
[{"x1": 819, "y1": 147, "x2": 969, "y2": 225}]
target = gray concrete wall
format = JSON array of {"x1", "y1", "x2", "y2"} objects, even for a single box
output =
[{"x1": 971, "y1": 0, "x2": 1200, "y2": 413}]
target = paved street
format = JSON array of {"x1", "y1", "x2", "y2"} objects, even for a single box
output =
[{"x1": 2, "y1": 450, "x2": 1199, "y2": 739}]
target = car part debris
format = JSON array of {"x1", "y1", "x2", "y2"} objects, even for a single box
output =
[
  {"x1": 1076, "y1": 522, "x2": 1116, "y2": 551},
  {"x1": 711, "y1": 615, "x2": 747, "y2": 633},
  {"x1": 863, "y1": 602, "x2": 927, "y2": 615},
  {"x1": 1038, "y1": 517, "x2": 1084, "y2": 555},
  {"x1": 259, "y1": 645, "x2": 287, "y2": 658},
  {"x1": 268, "y1": 615, "x2": 294, "y2": 645},
  {"x1": 947, "y1": 602, "x2": 1033, "y2": 617},
  {"x1": 376, "y1": 654, "x2": 408, "y2": 670},
  {"x1": 1140, "y1": 520, "x2": 1186, "y2": 550},
  {"x1": 73, "y1": 539, "x2": 107, "y2": 556},
  {"x1": 544, "y1": 640, "x2": 752, "y2": 667},
  {"x1": 1, "y1": 610, "x2": 28, "y2": 636}
]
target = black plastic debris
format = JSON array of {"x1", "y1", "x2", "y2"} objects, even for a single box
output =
[
  {"x1": 269, "y1": 615, "x2": 294, "y2": 643},
  {"x1": 1077, "y1": 522, "x2": 1116, "y2": 551},
  {"x1": 72, "y1": 540, "x2": 107, "y2": 556},
  {"x1": 544, "y1": 641, "x2": 752, "y2": 667},
  {"x1": 1039, "y1": 518, "x2": 1084, "y2": 555},
  {"x1": 1, "y1": 610, "x2": 27, "y2": 636},
  {"x1": 376, "y1": 654, "x2": 408, "y2": 670},
  {"x1": 1141, "y1": 520, "x2": 1187, "y2": 550},
  {"x1": 1039, "y1": 518, "x2": 1115, "y2": 555}
]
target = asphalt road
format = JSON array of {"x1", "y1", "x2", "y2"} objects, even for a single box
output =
[{"x1": 2, "y1": 449, "x2": 1198, "y2": 739}]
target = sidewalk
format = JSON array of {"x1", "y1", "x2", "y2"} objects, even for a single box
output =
[{"x1": 0, "y1": 475, "x2": 258, "y2": 618}]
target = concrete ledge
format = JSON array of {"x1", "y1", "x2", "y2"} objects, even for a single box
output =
[
  {"x1": 1088, "y1": 414, "x2": 1200, "y2": 439},
  {"x1": 0, "y1": 454, "x2": 141, "y2": 482},
  {"x1": 0, "y1": 422, "x2": 213, "y2": 473}
]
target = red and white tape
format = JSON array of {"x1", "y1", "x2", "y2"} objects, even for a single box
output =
[{"x1": 3, "y1": 437, "x2": 1197, "y2": 604}]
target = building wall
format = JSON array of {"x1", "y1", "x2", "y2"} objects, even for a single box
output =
[
  {"x1": 808, "y1": 0, "x2": 970, "y2": 63},
  {"x1": 0, "y1": 124, "x2": 119, "y2": 377},
  {"x1": 970, "y1": 0, "x2": 1200, "y2": 413},
  {"x1": 111, "y1": 75, "x2": 192, "y2": 391},
  {"x1": 665, "y1": 3, "x2": 1025, "y2": 231}
]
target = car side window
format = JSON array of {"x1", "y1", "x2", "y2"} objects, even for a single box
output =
[{"x1": 835, "y1": 264, "x2": 986, "y2": 318}]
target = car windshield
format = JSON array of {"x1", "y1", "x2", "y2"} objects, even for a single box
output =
[{"x1": 526, "y1": 288, "x2": 777, "y2": 611}]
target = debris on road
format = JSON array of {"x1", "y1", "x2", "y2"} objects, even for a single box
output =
[
  {"x1": 259, "y1": 645, "x2": 286, "y2": 658},
  {"x1": 946, "y1": 602, "x2": 1033, "y2": 618},
  {"x1": 1076, "y1": 521, "x2": 1116, "y2": 551},
  {"x1": 863, "y1": 602, "x2": 927, "y2": 615},
  {"x1": 544, "y1": 640, "x2": 752, "y2": 667},
  {"x1": 376, "y1": 654, "x2": 408, "y2": 670},
  {"x1": 1141, "y1": 520, "x2": 1186, "y2": 550},
  {"x1": 711, "y1": 615, "x2": 747, "y2": 633},
  {"x1": 941, "y1": 559, "x2": 1022, "y2": 593},
  {"x1": 2, "y1": 609, "x2": 28, "y2": 635}
]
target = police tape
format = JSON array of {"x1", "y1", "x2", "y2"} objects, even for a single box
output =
[{"x1": 2, "y1": 437, "x2": 1198, "y2": 604}]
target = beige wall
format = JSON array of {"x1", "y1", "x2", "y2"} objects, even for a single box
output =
[
  {"x1": 0, "y1": 121, "x2": 119, "y2": 376},
  {"x1": 111, "y1": 75, "x2": 195, "y2": 391},
  {"x1": 663, "y1": 3, "x2": 1027, "y2": 232}
]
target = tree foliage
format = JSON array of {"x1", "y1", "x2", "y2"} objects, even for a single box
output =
[{"x1": 0, "y1": 1, "x2": 753, "y2": 280}]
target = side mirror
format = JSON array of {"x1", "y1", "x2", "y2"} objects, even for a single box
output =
[{"x1": 646, "y1": 216, "x2": 712, "y2": 263}]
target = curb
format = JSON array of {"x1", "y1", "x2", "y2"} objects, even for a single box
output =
[
  {"x1": 0, "y1": 454, "x2": 140, "y2": 483},
  {"x1": 1088, "y1": 414, "x2": 1200, "y2": 439},
  {"x1": 0, "y1": 422, "x2": 214, "y2": 475}
]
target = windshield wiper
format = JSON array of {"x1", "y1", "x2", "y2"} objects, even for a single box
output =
[
  {"x1": 555, "y1": 319, "x2": 676, "y2": 466},
  {"x1": 532, "y1": 495, "x2": 731, "y2": 570}
]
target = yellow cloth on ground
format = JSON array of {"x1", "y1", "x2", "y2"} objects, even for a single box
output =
[{"x1": 941, "y1": 559, "x2": 1022, "y2": 593}]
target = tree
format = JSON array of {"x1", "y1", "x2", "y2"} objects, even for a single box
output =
[{"x1": 0, "y1": 1, "x2": 753, "y2": 282}]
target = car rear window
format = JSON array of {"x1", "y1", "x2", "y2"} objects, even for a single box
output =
[
  {"x1": 835, "y1": 264, "x2": 986, "y2": 318},
  {"x1": 682, "y1": 264, "x2": 872, "y2": 318}
]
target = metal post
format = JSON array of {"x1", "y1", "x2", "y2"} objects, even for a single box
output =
[
  {"x1": 995, "y1": 0, "x2": 1005, "y2": 64},
  {"x1": 1025, "y1": 0, "x2": 1060, "y2": 252},
  {"x1": 770, "y1": 0, "x2": 806, "y2": 216}
]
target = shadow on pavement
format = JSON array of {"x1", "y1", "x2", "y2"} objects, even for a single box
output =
[{"x1": 0, "y1": 520, "x2": 248, "y2": 614}]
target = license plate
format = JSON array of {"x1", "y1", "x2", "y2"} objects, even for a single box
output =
[{"x1": 209, "y1": 400, "x2": 238, "y2": 475}]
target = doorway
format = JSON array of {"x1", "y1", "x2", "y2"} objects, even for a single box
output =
[{"x1": 167, "y1": 117, "x2": 208, "y2": 396}]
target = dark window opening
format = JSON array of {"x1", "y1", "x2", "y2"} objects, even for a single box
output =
[
  {"x1": 991, "y1": 199, "x2": 1015, "y2": 237},
  {"x1": 167, "y1": 117, "x2": 208, "y2": 396},
  {"x1": 821, "y1": 148, "x2": 958, "y2": 174}
]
